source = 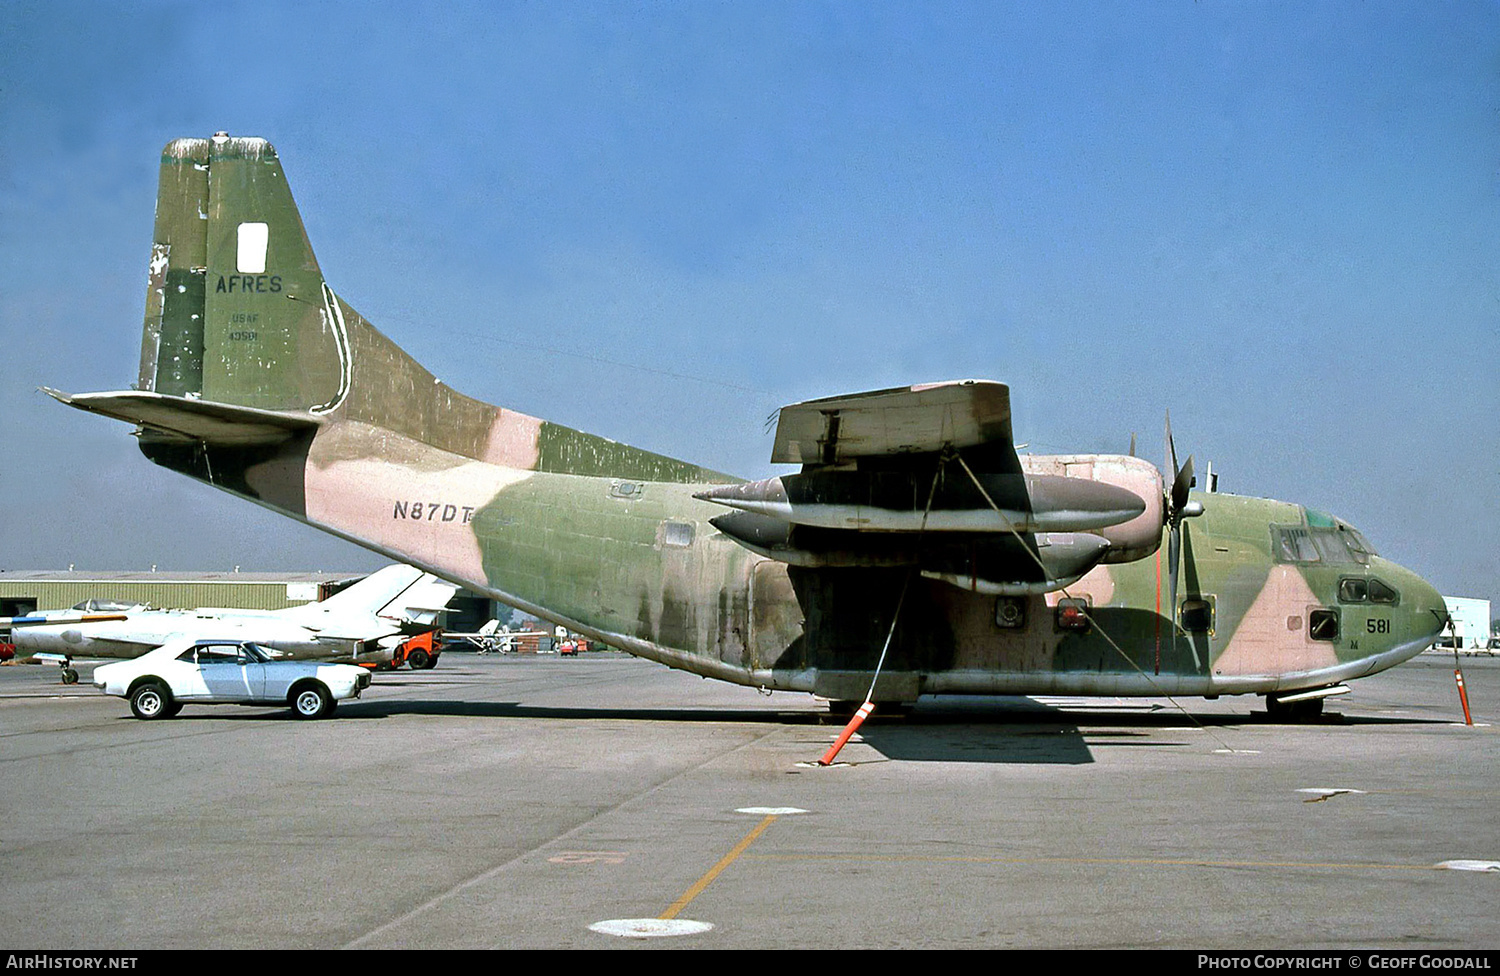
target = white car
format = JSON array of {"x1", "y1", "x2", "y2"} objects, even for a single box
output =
[{"x1": 92, "y1": 637, "x2": 372, "y2": 720}]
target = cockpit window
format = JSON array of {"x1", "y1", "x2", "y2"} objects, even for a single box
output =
[
  {"x1": 1275, "y1": 527, "x2": 1322, "y2": 563},
  {"x1": 1340, "y1": 524, "x2": 1377, "y2": 558},
  {"x1": 1274, "y1": 526, "x2": 1369, "y2": 566},
  {"x1": 1336, "y1": 577, "x2": 1399, "y2": 604},
  {"x1": 1305, "y1": 509, "x2": 1337, "y2": 529}
]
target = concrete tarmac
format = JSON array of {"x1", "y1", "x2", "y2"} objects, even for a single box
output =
[{"x1": 1, "y1": 651, "x2": 1496, "y2": 949}]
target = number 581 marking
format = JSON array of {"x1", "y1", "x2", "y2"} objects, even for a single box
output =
[{"x1": 1367, "y1": 618, "x2": 1391, "y2": 634}]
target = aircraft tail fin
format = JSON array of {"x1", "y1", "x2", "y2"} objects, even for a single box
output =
[
  {"x1": 140, "y1": 135, "x2": 349, "y2": 413},
  {"x1": 116, "y1": 133, "x2": 730, "y2": 483},
  {"x1": 280, "y1": 564, "x2": 458, "y2": 635}
]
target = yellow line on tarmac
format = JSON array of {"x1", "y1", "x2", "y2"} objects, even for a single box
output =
[
  {"x1": 660, "y1": 813, "x2": 780, "y2": 920},
  {"x1": 744, "y1": 852, "x2": 1438, "y2": 872}
]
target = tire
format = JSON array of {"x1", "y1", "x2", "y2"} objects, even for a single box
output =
[
  {"x1": 1291, "y1": 697, "x2": 1324, "y2": 720},
  {"x1": 61, "y1": 668, "x2": 79, "y2": 685},
  {"x1": 1265, "y1": 695, "x2": 1324, "y2": 722},
  {"x1": 406, "y1": 648, "x2": 431, "y2": 670},
  {"x1": 291, "y1": 683, "x2": 333, "y2": 720},
  {"x1": 129, "y1": 682, "x2": 172, "y2": 721}
]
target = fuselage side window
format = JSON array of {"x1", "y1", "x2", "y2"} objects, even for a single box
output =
[
  {"x1": 1180, "y1": 597, "x2": 1215, "y2": 635},
  {"x1": 1309, "y1": 608, "x2": 1340, "y2": 641}
]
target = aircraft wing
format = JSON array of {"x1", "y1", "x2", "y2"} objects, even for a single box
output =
[
  {"x1": 702, "y1": 379, "x2": 1152, "y2": 596},
  {"x1": 770, "y1": 380, "x2": 1013, "y2": 466},
  {"x1": 1, "y1": 612, "x2": 130, "y2": 628},
  {"x1": 43, "y1": 389, "x2": 322, "y2": 446}
]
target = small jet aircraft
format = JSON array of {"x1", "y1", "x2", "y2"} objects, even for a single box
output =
[
  {"x1": 3, "y1": 564, "x2": 458, "y2": 678},
  {"x1": 46, "y1": 134, "x2": 1449, "y2": 718}
]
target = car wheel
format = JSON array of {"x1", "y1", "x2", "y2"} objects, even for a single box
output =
[
  {"x1": 129, "y1": 682, "x2": 172, "y2": 720},
  {"x1": 406, "y1": 649, "x2": 431, "y2": 670},
  {"x1": 291, "y1": 683, "x2": 333, "y2": 720}
]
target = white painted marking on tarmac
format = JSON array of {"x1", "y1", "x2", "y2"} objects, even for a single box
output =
[
  {"x1": 736, "y1": 807, "x2": 807, "y2": 816},
  {"x1": 1448, "y1": 722, "x2": 1492, "y2": 727},
  {"x1": 1435, "y1": 860, "x2": 1500, "y2": 872},
  {"x1": 1297, "y1": 788, "x2": 1365, "y2": 802},
  {"x1": 1213, "y1": 749, "x2": 1259, "y2": 754},
  {"x1": 795, "y1": 760, "x2": 849, "y2": 768},
  {"x1": 549, "y1": 850, "x2": 627, "y2": 864},
  {"x1": 589, "y1": 918, "x2": 713, "y2": 938}
]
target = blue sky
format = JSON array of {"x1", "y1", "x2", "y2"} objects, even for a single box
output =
[{"x1": 2, "y1": 1, "x2": 1496, "y2": 609}]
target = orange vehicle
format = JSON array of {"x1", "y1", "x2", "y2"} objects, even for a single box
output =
[{"x1": 363, "y1": 630, "x2": 441, "y2": 670}]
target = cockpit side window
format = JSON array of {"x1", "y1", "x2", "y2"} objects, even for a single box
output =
[
  {"x1": 1275, "y1": 527, "x2": 1322, "y2": 563},
  {"x1": 1340, "y1": 524, "x2": 1377, "y2": 559},
  {"x1": 1336, "y1": 577, "x2": 1399, "y2": 605},
  {"x1": 1274, "y1": 526, "x2": 1367, "y2": 566}
]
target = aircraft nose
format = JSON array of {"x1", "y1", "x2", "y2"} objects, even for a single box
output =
[{"x1": 1405, "y1": 571, "x2": 1449, "y2": 641}]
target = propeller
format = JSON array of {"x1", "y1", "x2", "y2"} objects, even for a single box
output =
[{"x1": 1165, "y1": 412, "x2": 1204, "y2": 667}]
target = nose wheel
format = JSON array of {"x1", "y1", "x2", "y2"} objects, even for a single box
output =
[{"x1": 35, "y1": 653, "x2": 79, "y2": 685}]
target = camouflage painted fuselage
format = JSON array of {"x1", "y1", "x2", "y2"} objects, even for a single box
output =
[{"x1": 63, "y1": 136, "x2": 1447, "y2": 704}]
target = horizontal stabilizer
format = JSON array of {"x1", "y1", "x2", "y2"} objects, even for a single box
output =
[
  {"x1": 43, "y1": 388, "x2": 321, "y2": 445},
  {"x1": 772, "y1": 380, "x2": 1012, "y2": 465}
]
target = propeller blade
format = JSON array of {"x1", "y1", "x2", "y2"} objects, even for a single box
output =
[
  {"x1": 1166, "y1": 412, "x2": 1179, "y2": 484},
  {"x1": 1172, "y1": 455, "x2": 1195, "y2": 518},
  {"x1": 1168, "y1": 520, "x2": 1180, "y2": 664}
]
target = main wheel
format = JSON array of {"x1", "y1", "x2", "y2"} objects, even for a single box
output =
[
  {"x1": 291, "y1": 683, "x2": 333, "y2": 720},
  {"x1": 1265, "y1": 695, "x2": 1324, "y2": 722},
  {"x1": 129, "y1": 682, "x2": 172, "y2": 720},
  {"x1": 1290, "y1": 697, "x2": 1324, "y2": 720}
]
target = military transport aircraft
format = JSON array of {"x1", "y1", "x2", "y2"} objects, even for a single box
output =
[
  {"x1": 3, "y1": 564, "x2": 457, "y2": 673},
  {"x1": 45, "y1": 134, "x2": 1449, "y2": 719}
]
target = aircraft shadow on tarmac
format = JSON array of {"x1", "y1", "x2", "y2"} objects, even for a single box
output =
[{"x1": 130, "y1": 696, "x2": 1456, "y2": 766}]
